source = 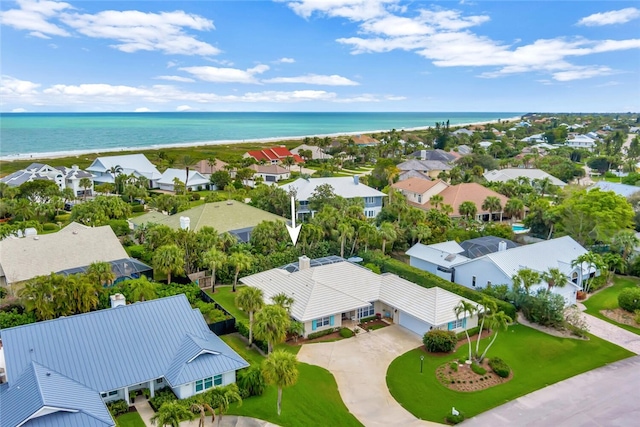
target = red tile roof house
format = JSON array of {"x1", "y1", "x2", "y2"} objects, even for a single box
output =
[{"x1": 243, "y1": 146, "x2": 303, "y2": 165}]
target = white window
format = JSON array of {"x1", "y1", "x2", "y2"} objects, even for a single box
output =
[
  {"x1": 451, "y1": 318, "x2": 465, "y2": 329},
  {"x1": 195, "y1": 375, "x2": 222, "y2": 393},
  {"x1": 365, "y1": 197, "x2": 376, "y2": 204},
  {"x1": 365, "y1": 210, "x2": 375, "y2": 218},
  {"x1": 472, "y1": 276, "x2": 477, "y2": 287},
  {"x1": 357, "y1": 302, "x2": 375, "y2": 319}
]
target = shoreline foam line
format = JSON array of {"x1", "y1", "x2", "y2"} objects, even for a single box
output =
[{"x1": 0, "y1": 115, "x2": 521, "y2": 162}]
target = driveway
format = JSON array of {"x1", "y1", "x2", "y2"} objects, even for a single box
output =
[
  {"x1": 463, "y1": 356, "x2": 640, "y2": 426},
  {"x1": 579, "y1": 310, "x2": 640, "y2": 354},
  {"x1": 297, "y1": 325, "x2": 439, "y2": 427}
]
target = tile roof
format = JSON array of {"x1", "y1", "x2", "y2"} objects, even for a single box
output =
[
  {"x1": 0, "y1": 223, "x2": 128, "y2": 285},
  {"x1": 290, "y1": 144, "x2": 333, "y2": 160},
  {"x1": 351, "y1": 135, "x2": 379, "y2": 145},
  {"x1": 245, "y1": 147, "x2": 303, "y2": 163},
  {"x1": 248, "y1": 164, "x2": 290, "y2": 175},
  {"x1": 280, "y1": 177, "x2": 386, "y2": 200},
  {"x1": 392, "y1": 177, "x2": 441, "y2": 194},
  {"x1": 425, "y1": 182, "x2": 510, "y2": 215},
  {"x1": 192, "y1": 159, "x2": 229, "y2": 174}
]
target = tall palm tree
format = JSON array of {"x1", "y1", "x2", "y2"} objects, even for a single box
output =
[
  {"x1": 128, "y1": 276, "x2": 158, "y2": 302},
  {"x1": 454, "y1": 301, "x2": 477, "y2": 362},
  {"x1": 358, "y1": 223, "x2": 378, "y2": 252},
  {"x1": 511, "y1": 268, "x2": 541, "y2": 294},
  {"x1": 181, "y1": 155, "x2": 194, "y2": 190},
  {"x1": 151, "y1": 401, "x2": 193, "y2": 427},
  {"x1": 67, "y1": 275, "x2": 100, "y2": 314},
  {"x1": 207, "y1": 384, "x2": 243, "y2": 426},
  {"x1": 235, "y1": 287, "x2": 265, "y2": 346},
  {"x1": 86, "y1": 261, "x2": 115, "y2": 286},
  {"x1": 13, "y1": 199, "x2": 34, "y2": 222},
  {"x1": 478, "y1": 311, "x2": 513, "y2": 362},
  {"x1": 475, "y1": 297, "x2": 497, "y2": 358},
  {"x1": 429, "y1": 194, "x2": 444, "y2": 210},
  {"x1": 541, "y1": 267, "x2": 568, "y2": 291},
  {"x1": 202, "y1": 248, "x2": 226, "y2": 292},
  {"x1": 79, "y1": 177, "x2": 92, "y2": 200},
  {"x1": 458, "y1": 200, "x2": 477, "y2": 220},
  {"x1": 571, "y1": 252, "x2": 605, "y2": 293},
  {"x1": 611, "y1": 229, "x2": 639, "y2": 263},
  {"x1": 254, "y1": 305, "x2": 291, "y2": 354},
  {"x1": 190, "y1": 402, "x2": 216, "y2": 427},
  {"x1": 482, "y1": 196, "x2": 502, "y2": 222},
  {"x1": 19, "y1": 275, "x2": 55, "y2": 320},
  {"x1": 271, "y1": 292, "x2": 294, "y2": 313},
  {"x1": 504, "y1": 198, "x2": 525, "y2": 222},
  {"x1": 412, "y1": 223, "x2": 432, "y2": 244},
  {"x1": 337, "y1": 221, "x2": 354, "y2": 258},
  {"x1": 378, "y1": 222, "x2": 397, "y2": 254},
  {"x1": 229, "y1": 252, "x2": 253, "y2": 292},
  {"x1": 261, "y1": 350, "x2": 299, "y2": 416},
  {"x1": 153, "y1": 244, "x2": 186, "y2": 284}
]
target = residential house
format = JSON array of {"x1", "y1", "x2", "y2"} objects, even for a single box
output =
[
  {"x1": 0, "y1": 295, "x2": 249, "y2": 427},
  {"x1": 484, "y1": 168, "x2": 567, "y2": 187},
  {"x1": 129, "y1": 201, "x2": 287, "y2": 242},
  {"x1": 410, "y1": 149, "x2": 457, "y2": 163},
  {"x1": 566, "y1": 135, "x2": 597, "y2": 151},
  {"x1": 280, "y1": 176, "x2": 386, "y2": 219},
  {"x1": 192, "y1": 159, "x2": 229, "y2": 174},
  {"x1": 350, "y1": 134, "x2": 379, "y2": 146},
  {"x1": 590, "y1": 181, "x2": 640, "y2": 198},
  {"x1": 397, "y1": 159, "x2": 452, "y2": 180},
  {"x1": 456, "y1": 145, "x2": 473, "y2": 155},
  {"x1": 520, "y1": 134, "x2": 546, "y2": 143},
  {"x1": 392, "y1": 178, "x2": 511, "y2": 221},
  {"x1": 291, "y1": 144, "x2": 333, "y2": 160},
  {"x1": 241, "y1": 256, "x2": 480, "y2": 338},
  {"x1": 452, "y1": 128, "x2": 474, "y2": 137},
  {"x1": 0, "y1": 163, "x2": 94, "y2": 197},
  {"x1": 247, "y1": 164, "x2": 291, "y2": 186},
  {"x1": 478, "y1": 141, "x2": 493, "y2": 149},
  {"x1": 87, "y1": 154, "x2": 162, "y2": 188},
  {"x1": 406, "y1": 236, "x2": 594, "y2": 305},
  {"x1": 157, "y1": 168, "x2": 211, "y2": 192},
  {"x1": 243, "y1": 146, "x2": 303, "y2": 165},
  {"x1": 0, "y1": 222, "x2": 136, "y2": 292}
]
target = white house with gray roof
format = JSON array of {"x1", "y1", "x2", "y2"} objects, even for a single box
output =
[
  {"x1": 241, "y1": 256, "x2": 480, "y2": 338},
  {"x1": 483, "y1": 168, "x2": 567, "y2": 187},
  {"x1": 87, "y1": 154, "x2": 162, "y2": 188},
  {"x1": 280, "y1": 176, "x2": 386, "y2": 219},
  {"x1": 0, "y1": 295, "x2": 248, "y2": 427},
  {"x1": 0, "y1": 163, "x2": 94, "y2": 197}
]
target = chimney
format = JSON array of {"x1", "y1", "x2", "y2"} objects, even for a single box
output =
[
  {"x1": 110, "y1": 293, "x2": 126, "y2": 308},
  {"x1": 298, "y1": 255, "x2": 311, "y2": 270},
  {"x1": 179, "y1": 216, "x2": 191, "y2": 230},
  {"x1": 353, "y1": 175, "x2": 359, "y2": 185},
  {"x1": 498, "y1": 241, "x2": 507, "y2": 252}
]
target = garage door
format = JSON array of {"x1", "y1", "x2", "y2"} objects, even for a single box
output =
[{"x1": 398, "y1": 311, "x2": 430, "y2": 337}]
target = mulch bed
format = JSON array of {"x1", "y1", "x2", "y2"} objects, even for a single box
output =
[
  {"x1": 436, "y1": 358, "x2": 513, "y2": 392},
  {"x1": 601, "y1": 308, "x2": 640, "y2": 328},
  {"x1": 358, "y1": 319, "x2": 389, "y2": 330},
  {"x1": 286, "y1": 331, "x2": 343, "y2": 345}
]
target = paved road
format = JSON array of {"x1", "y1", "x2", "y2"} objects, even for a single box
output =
[{"x1": 464, "y1": 356, "x2": 640, "y2": 427}]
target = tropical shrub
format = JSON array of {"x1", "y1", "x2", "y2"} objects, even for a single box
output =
[
  {"x1": 618, "y1": 287, "x2": 640, "y2": 312},
  {"x1": 148, "y1": 387, "x2": 178, "y2": 411},
  {"x1": 108, "y1": 219, "x2": 131, "y2": 236},
  {"x1": 423, "y1": 329, "x2": 458, "y2": 353},
  {"x1": 190, "y1": 193, "x2": 201, "y2": 201},
  {"x1": 521, "y1": 289, "x2": 565, "y2": 327},
  {"x1": 359, "y1": 315, "x2": 378, "y2": 323},
  {"x1": 107, "y1": 400, "x2": 129, "y2": 417},
  {"x1": 194, "y1": 300, "x2": 231, "y2": 323},
  {"x1": 132, "y1": 204, "x2": 145, "y2": 213},
  {"x1": 445, "y1": 411, "x2": 465, "y2": 425},
  {"x1": 55, "y1": 213, "x2": 71, "y2": 222},
  {"x1": 339, "y1": 327, "x2": 354, "y2": 338},
  {"x1": 307, "y1": 328, "x2": 338, "y2": 340},
  {"x1": 237, "y1": 365, "x2": 266, "y2": 397},
  {"x1": 42, "y1": 223, "x2": 57, "y2": 231},
  {"x1": 635, "y1": 309, "x2": 640, "y2": 325},
  {"x1": 471, "y1": 363, "x2": 487, "y2": 376},
  {"x1": 236, "y1": 321, "x2": 269, "y2": 353},
  {"x1": 0, "y1": 309, "x2": 36, "y2": 329},
  {"x1": 564, "y1": 306, "x2": 589, "y2": 338},
  {"x1": 488, "y1": 357, "x2": 510, "y2": 378},
  {"x1": 456, "y1": 326, "x2": 480, "y2": 341},
  {"x1": 449, "y1": 362, "x2": 458, "y2": 372}
]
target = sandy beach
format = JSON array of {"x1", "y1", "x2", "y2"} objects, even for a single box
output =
[{"x1": 0, "y1": 115, "x2": 521, "y2": 163}]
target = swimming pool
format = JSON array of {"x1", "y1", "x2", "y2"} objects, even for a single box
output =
[{"x1": 512, "y1": 224, "x2": 530, "y2": 234}]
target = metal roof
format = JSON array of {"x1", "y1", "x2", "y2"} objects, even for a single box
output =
[
  {"x1": 86, "y1": 154, "x2": 162, "y2": 181},
  {"x1": 406, "y1": 242, "x2": 469, "y2": 268},
  {"x1": 1, "y1": 294, "x2": 248, "y2": 398},
  {"x1": 590, "y1": 181, "x2": 640, "y2": 198},
  {"x1": 280, "y1": 177, "x2": 386, "y2": 201}
]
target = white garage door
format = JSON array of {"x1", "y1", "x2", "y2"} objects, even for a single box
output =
[{"x1": 398, "y1": 311, "x2": 430, "y2": 337}]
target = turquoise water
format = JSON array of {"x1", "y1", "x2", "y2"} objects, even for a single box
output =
[
  {"x1": 512, "y1": 224, "x2": 529, "y2": 232},
  {"x1": 0, "y1": 112, "x2": 522, "y2": 158}
]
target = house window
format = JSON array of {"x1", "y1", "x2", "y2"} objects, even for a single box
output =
[
  {"x1": 448, "y1": 318, "x2": 465, "y2": 329},
  {"x1": 156, "y1": 378, "x2": 163, "y2": 384},
  {"x1": 365, "y1": 210, "x2": 375, "y2": 218},
  {"x1": 101, "y1": 393, "x2": 107, "y2": 398},
  {"x1": 418, "y1": 195, "x2": 422, "y2": 203},
  {"x1": 315, "y1": 317, "x2": 331, "y2": 327},
  {"x1": 357, "y1": 302, "x2": 375, "y2": 319},
  {"x1": 365, "y1": 197, "x2": 376, "y2": 204},
  {"x1": 214, "y1": 374, "x2": 222, "y2": 386},
  {"x1": 108, "y1": 390, "x2": 118, "y2": 396},
  {"x1": 472, "y1": 276, "x2": 477, "y2": 287},
  {"x1": 196, "y1": 375, "x2": 222, "y2": 392}
]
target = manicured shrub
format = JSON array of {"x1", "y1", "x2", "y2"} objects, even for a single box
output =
[
  {"x1": 488, "y1": 357, "x2": 510, "y2": 378},
  {"x1": 618, "y1": 287, "x2": 640, "y2": 312},
  {"x1": 457, "y1": 326, "x2": 480, "y2": 340},
  {"x1": 126, "y1": 244, "x2": 147, "y2": 260},
  {"x1": 237, "y1": 365, "x2": 266, "y2": 397},
  {"x1": 148, "y1": 387, "x2": 177, "y2": 411},
  {"x1": 132, "y1": 204, "x2": 145, "y2": 213},
  {"x1": 190, "y1": 193, "x2": 201, "y2": 201},
  {"x1": 471, "y1": 363, "x2": 487, "y2": 376},
  {"x1": 449, "y1": 362, "x2": 458, "y2": 372},
  {"x1": 107, "y1": 400, "x2": 129, "y2": 417},
  {"x1": 307, "y1": 328, "x2": 338, "y2": 340},
  {"x1": 521, "y1": 289, "x2": 565, "y2": 327},
  {"x1": 423, "y1": 329, "x2": 458, "y2": 353},
  {"x1": 194, "y1": 300, "x2": 231, "y2": 323},
  {"x1": 55, "y1": 213, "x2": 71, "y2": 222},
  {"x1": 236, "y1": 321, "x2": 269, "y2": 353},
  {"x1": 364, "y1": 263, "x2": 381, "y2": 274},
  {"x1": 339, "y1": 327, "x2": 354, "y2": 338},
  {"x1": 108, "y1": 219, "x2": 131, "y2": 236},
  {"x1": 42, "y1": 223, "x2": 57, "y2": 231},
  {"x1": 359, "y1": 315, "x2": 378, "y2": 323}
]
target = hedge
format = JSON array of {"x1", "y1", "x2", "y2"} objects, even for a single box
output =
[
  {"x1": 360, "y1": 252, "x2": 516, "y2": 319},
  {"x1": 423, "y1": 329, "x2": 458, "y2": 353},
  {"x1": 307, "y1": 327, "x2": 338, "y2": 340},
  {"x1": 488, "y1": 357, "x2": 510, "y2": 378},
  {"x1": 618, "y1": 287, "x2": 640, "y2": 312},
  {"x1": 339, "y1": 327, "x2": 354, "y2": 338},
  {"x1": 236, "y1": 321, "x2": 269, "y2": 353}
]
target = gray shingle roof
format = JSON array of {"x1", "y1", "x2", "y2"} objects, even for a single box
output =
[
  {"x1": 483, "y1": 168, "x2": 566, "y2": 186},
  {"x1": 397, "y1": 159, "x2": 452, "y2": 172}
]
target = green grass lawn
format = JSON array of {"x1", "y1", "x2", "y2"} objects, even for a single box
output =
[
  {"x1": 116, "y1": 412, "x2": 146, "y2": 427},
  {"x1": 583, "y1": 276, "x2": 640, "y2": 335},
  {"x1": 387, "y1": 324, "x2": 634, "y2": 423},
  {"x1": 207, "y1": 285, "x2": 249, "y2": 322}
]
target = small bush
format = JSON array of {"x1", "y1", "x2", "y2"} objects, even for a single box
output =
[
  {"x1": 190, "y1": 193, "x2": 201, "y2": 201},
  {"x1": 42, "y1": 223, "x2": 57, "y2": 231},
  {"x1": 364, "y1": 263, "x2": 381, "y2": 274},
  {"x1": 132, "y1": 204, "x2": 145, "y2": 213},
  {"x1": 618, "y1": 287, "x2": 640, "y2": 312},
  {"x1": 55, "y1": 213, "x2": 71, "y2": 222},
  {"x1": 307, "y1": 328, "x2": 338, "y2": 340},
  {"x1": 488, "y1": 357, "x2": 510, "y2": 378},
  {"x1": 108, "y1": 219, "x2": 131, "y2": 237},
  {"x1": 423, "y1": 329, "x2": 458, "y2": 353},
  {"x1": 635, "y1": 309, "x2": 640, "y2": 325},
  {"x1": 237, "y1": 365, "x2": 266, "y2": 397},
  {"x1": 148, "y1": 387, "x2": 177, "y2": 412},
  {"x1": 471, "y1": 363, "x2": 487, "y2": 376},
  {"x1": 339, "y1": 327, "x2": 354, "y2": 338},
  {"x1": 107, "y1": 400, "x2": 129, "y2": 417},
  {"x1": 126, "y1": 244, "x2": 147, "y2": 260},
  {"x1": 456, "y1": 326, "x2": 480, "y2": 340},
  {"x1": 449, "y1": 362, "x2": 458, "y2": 372},
  {"x1": 359, "y1": 315, "x2": 377, "y2": 323}
]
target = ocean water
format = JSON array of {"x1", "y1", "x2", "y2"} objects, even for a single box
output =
[{"x1": 0, "y1": 112, "x2": 522, "y2": 159}]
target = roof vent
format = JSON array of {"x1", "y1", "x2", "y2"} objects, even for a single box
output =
[
  {"x1": 298, "y1": 255, "x2": 311, "y2": 270},
  {"x1": 498, "y1": 241, "x2": 507, "y2": 252},
  {"x1": 46, "y1": 372, "x2": 51, "y2": 377}
]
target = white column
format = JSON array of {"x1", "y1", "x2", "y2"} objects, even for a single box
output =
[
  {"x1": 150, "y1": 380, "x2": 155, "y2": 398},
  {"x1": 124, "y1": 386, "x2": 130, "y2": 405}
]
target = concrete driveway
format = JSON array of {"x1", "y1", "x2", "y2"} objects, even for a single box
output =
[{"x1": 297, "y1": 325, "x2": 439, "y2": 427}]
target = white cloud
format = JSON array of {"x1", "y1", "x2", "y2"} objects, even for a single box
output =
[
  {"x1": 276, "y1": 57, "x2": 296, "y2": 63},
  {"x1": 577, "y1": 8, "x2": 640, "y2": 26},
  {"x1": 154, "y1": 75, "x2": 195, "y2": 83},
  {"x1": 11, "y1": 107, "x2": 28, "y2": 112},
  {"x1": 0, "y1": 75, "x2": 41, "y2": 94},
  {"x1": 176, "y1": 105, "x2": 192, "y2": 111},
  {"x1": 180, "y1": 65, "x2": 269, "y2": 84},
  {"x1": 134, "y1": 107, "x2": 152, "y2": 112},
  {"x1": 263, "y1": 74, "x2": 359, "y2": 86},
  {"x1": 0, "y1": 0, "x2": 72, "y2": 37},
  {"x1": 167, "y1": 61, "x2": 179, "y2": 68},
  {"x1": 286, "y1": 0, "x2": 394, "y2": 21},
  {"x1": 552, "y1": 66, "x2": 614, "y2": 81}
]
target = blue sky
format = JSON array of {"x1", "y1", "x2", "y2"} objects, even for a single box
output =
[{"x1": 1, "y1": 0, "x2": 639, "y2": 113}]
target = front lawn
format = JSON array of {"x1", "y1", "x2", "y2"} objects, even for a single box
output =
[
  {"x1": 206, "y1": 285, "x2": 249, "y2": 322},
  {"x1": 387, "y1": 324, "x2": 634, "y2": 423},
  {"x1": 115, "y1": 412, "x2": 146, "y2": 427},
  {"x1": 583, "y1": 276, "x2": 640, "y2": 335}
]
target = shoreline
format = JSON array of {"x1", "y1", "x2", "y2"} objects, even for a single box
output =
[{"x1": 0, "y1": 115, "x2": 521, "y2": 162}]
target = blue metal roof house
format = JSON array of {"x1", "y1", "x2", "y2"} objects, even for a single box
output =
[{"x1": 0, "y1": 295, "x2": 249, "y2": 427}]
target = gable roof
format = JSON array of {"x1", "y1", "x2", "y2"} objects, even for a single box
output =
[
  {"x1": 398, "y1": 170, "x2": 432, "y2": 182},
  {"x1": 406, "y1": 242, "x2": 469, "y2": 268},
  {"x1": 392, "y1": 177, "x2": 441, "y2": 194},
  {"x1": 86, "y1": 154, "x2": 161, "y2": 180},
  {"x1": 409, "y1": 149, "x2": 457, "y2": 162},
  {"x1": 1, "y1": 295, "x2": 248, "y2": 396},
  {"x1": 280, "y1": 177, "x2": 386, "y2": 200},
  {"x1": 398, "y1": 159, "x2": 452, "y2": 172},
  {"x1": 483, "y1": 168, "x2": 566, "y2": 187},
  {"x1": 248, "y1": 164, "x2": 290, "y2": 175},
  {"x1": 290, "y1": 144, "x2": 333, "y2": 159},
  {"x1": 129, "y1": 201, "x2": 286, "y2": 234},
  {"x1": 245, "y1": 147, "x2": 303, "y2": 163},
  {"x1": 192, "y1": 159, "x2": 229, "y2": 174},
  {"x1": 241, "y1": 259, "x2": 478, "y2": 326},
  {"x1": 0, "y1": 164, "x2": 92, "y2": 187},
  {"x1": 0, "y1": 223, "x2": 128, "y2": 285},
  {"x1": 157, "y1": 168, "x2": 210, "y2": 187},
  {"x1": 351, "y1": 134, "x2": 379, "y2": 145}
]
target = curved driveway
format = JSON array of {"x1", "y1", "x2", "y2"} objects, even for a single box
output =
[{"x1": 297, "y1": 326, "x2": 438, "y2": 427}]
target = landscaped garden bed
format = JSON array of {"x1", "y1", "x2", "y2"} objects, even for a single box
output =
[
  {"x1": 358, "y1": 319, "x2": 389, "y2": 331},
  {"x1": 435, "y1": 358, "x2": 512, "y2": 392},
  {"x1": 601, "y1": 308, "x2": 640, "y2": 328}
]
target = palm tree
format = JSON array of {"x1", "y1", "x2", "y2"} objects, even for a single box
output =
[
  {"x1": 429, "y1": 194, "x2": 444, "y2": 210},
  {"x1": 454, "y1": 301, "x2": 477, "y2": 362},
  {"x1": 235, "y1": 287, "x2": 264, "y2": 346},
  {"x1": 412, "y1": 223, "x2": 432, "y2": 244},
  {"x1": 229, "y1": 252, "x2": 253, "y2": 292},
  {"x1": 458, "y1": 200, "x2": 477, "y2": 220},
  {"x1": 86, "y1": 261, "x2": 115, "y2": 286},
  {"x1": 542, "y1": 267, "x2": 568, "y2": 291},
  {"x1": 482, "y1": 196, "x2": 502, "y2": 221},
  {"x1": 337, "y1": 221, "x2": 354, "y2": 258},
  {"x1": 128, "y1": 276, "x2": 158, "y2": 302},
  {"x1": 475, "y1": 297, "x2": 497, "y2": 359},
  {"x1": 19, "y1": 276, "x2": 55, "y2": 320},
  {"x1": 504, "y1": 198, "x2": 525, "y2": 222},
  {"x1": 282, "y1": 156, "x2": 295, "y2": 170},
  {"x1": 153, "y1": 244, "x2": 186, "y2": 284},
  {"x1": 511, "y1": 268, "x2": 541, "y2": 294},
  {"x1": 190, "y1": 402, "x2": 216, "y2": 427},
  {"x1": 67, "y1": 275, "x2": 100, "y2": 314},
  {"x1": 79, "y1": 177, "x2": 92, "y2": 200},
  {"x1": 13, "y1": 199, "x2": 34, "y2": 222},
  {"x1": 384, "y1": 165, "x2": 400, "y2": 203},
  {"x1": 202, "y1": 248, "x2": 226, "y2": 292},
  {"x1": 358, "y1": 223, "x2": 378, "y2": 252},
  {"x1": 379, "y1": 222, "x2": 397, "y2": 254},
  {"x1": 261, "y1": 350, "x2": 299, "y2": 416},
  {"x1": 151, "y1": 401, "x2": 193, "y2": 427},
  {"x1": 254, "y1": 305, "x2": 291, "y2": 354},
  {"x1": 271, "y1": 292, "x2": 295, "y2": 313},
  {"x1": 611, "y1": 229, "x2": 639, "y2": 263},
  {"x1": 182, "y1": 154, "x2": 194, "y2": 190},
  {"x1": 478, "y1": 311, "x2": 513, "y2": 362},
  {"x1": 571, "y1": 252, "x2": 606, "y2": 293},
  {"x1": 207, "y1": 383, "x2": 243, "y2": 426}
]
